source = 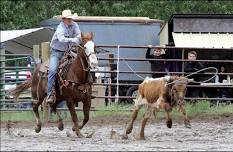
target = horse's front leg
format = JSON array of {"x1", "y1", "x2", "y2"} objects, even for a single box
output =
[
  {"x1": 79, "y1": 98, "x2": 91, "y2": 129},
  {"x1": 178, "y1": 105, "x2": 191, "y2": 128},
  {"x1": 32, "y1": 99, "x2": 43, "y2": 133},
  {"x1": 51, "y1": 100, "x2": 64, "y2": 131},
  {"x1": 56, "y1": 110, "x2": 64, "y2": 131},
  {"x1": 66, "y1": 99, "x2": 84, "y2": 138}
]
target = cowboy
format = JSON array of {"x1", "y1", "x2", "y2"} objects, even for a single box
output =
[{"x1": 46, "y1": 9, "x2": 81, "y2": 104}]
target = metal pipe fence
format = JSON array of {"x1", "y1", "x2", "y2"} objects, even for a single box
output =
[
  {"x1": 97, "y1": 57, "x2": 233, "y2": 63},
  {"x1": 0, "y1": 53, "x2": 34, "y2": 110},
  {"x1": 92, "y1": 70, "x2": 233, "y2": 75},
  {"x1": 96, "y1": 45, "x2": 233, "y2": 50},
  {"x1": 94, "y1": 45, "x2": 233, "y2": 104},
  {"x1": 0, "y1": 45, "x2": 232, "y2": 111}
]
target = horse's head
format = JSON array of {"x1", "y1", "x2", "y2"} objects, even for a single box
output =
[
  {"x1": 169, "y1": 76, "x2": 193, "y2": 106},
  {"x1": 81, "y1": 32, "x2": 98, "y2": 69}
]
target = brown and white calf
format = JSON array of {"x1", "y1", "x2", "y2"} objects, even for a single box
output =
[{"x1": 125, "y1": 76, "x2": 193, "y2": 140}]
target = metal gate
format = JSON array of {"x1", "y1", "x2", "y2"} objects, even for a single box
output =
[{"x1": 0, "y1": 49, "x2": 34, "y2": 110}]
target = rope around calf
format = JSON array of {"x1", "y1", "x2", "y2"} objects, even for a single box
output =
[
  {"x1": 95, "y1": 47, "x2": 219, "y2": 86},
  {"x1": 165, "y1": 67, "x2": 218, "y2": 86},
  {"x1": 123, "y1": 57, "x2": 218, "y2": 86}
]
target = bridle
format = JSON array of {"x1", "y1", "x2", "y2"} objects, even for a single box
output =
[{"x1": 76, "y1": 43, "x2": 96, "y2": 72}]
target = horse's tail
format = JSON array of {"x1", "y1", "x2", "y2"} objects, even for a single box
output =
[{"x1": 8, "y1": 80, "x2": 32, "y2": 100}]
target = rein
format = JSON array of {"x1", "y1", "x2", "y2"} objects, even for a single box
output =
[{"x1": 77, "y1": 45, "x2": 91, "y2": 72}]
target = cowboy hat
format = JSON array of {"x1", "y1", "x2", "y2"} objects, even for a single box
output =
[{"x1": 61, "y1": 9, "x2": 76, "y2": 19}]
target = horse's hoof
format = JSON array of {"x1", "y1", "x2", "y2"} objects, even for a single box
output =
[
  {"x1": 72, "y1": 126, "x2": 75, "y2": 131},
  {"x1": 58, "y1": 122, "x2": 64, "y2": 131},
  {"x1": 121, "y1": 134, "x2": 128, "y2": 140},
  {"x1": 85, "y1": 131, "x2": 95, "y2": 138},
  {"x1": 126, "y1": 126, "x2": 133, "y2": 134},
  {"x1": 135, "y1": 134, "x2": 145, "y2": 140},
  {"x1": 78, "y1": 125, "x2": 83, "y2": 130},
  {"x1": 184, "y1": 119, "x2": 191, "y2": 128},
  {"x1": 77, "y1": 133, "x2": 85, "y2": 138},
  {"x1": 76, "y1": 130, "x2": 84, "y2": 138},
  {"x1": 35, "y1": 126, "x2": 41, "y2": 133},
  {"x1": 184, "y1": 120, "x2": 191, "y2": 128},
  {"x1": 166, "y1": 119, "x2": 172, "y2": 128},
  {"x1": 185, "y1": 124, "x2": 191, "y2": 128}
]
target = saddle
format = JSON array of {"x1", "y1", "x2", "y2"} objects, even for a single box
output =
[
  {"x1": 39, "y1": 51, "x2": 77, "y2": 75},
  {"x1": 39, "y1": 50, "x2": 93, "y2": 95}
]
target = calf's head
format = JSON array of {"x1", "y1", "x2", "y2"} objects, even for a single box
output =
[{"x1": 169, "y1": 76, "x2": 193, "y2": 106}]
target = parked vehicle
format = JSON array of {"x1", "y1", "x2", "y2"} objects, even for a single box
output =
[{"x1": 4, "y1": 70, "x2": 32, "y2": 98}]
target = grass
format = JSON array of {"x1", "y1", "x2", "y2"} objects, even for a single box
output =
[
  {"x1": 185, "y1": 101, "x2": 233, "y2": 116},
  {"x1": 0, "y1": 101, "x2": 232, "y2": 122}
]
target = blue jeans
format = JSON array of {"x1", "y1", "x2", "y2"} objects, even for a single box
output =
[{"x1": 47, "y1": 49, "x2": 64, "y2": 97}]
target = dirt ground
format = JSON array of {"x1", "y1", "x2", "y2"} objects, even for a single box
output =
[{"x1": 1, "y1": 114, "x2": 233, "y2": 151}]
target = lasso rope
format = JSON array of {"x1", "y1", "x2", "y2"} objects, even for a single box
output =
[
  {"x1": 122, "y1": 57, "x2": 218, "y2": 86},
  {"x1": 123, "y1": 58, "x2": 145, "y2": 80},
  {"x1": 166, "y1": 67, "x2": 218, "y2": 86}
]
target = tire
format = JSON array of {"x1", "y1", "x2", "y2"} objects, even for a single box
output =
[{"x1": 126, "y1": 86, "x2": 138, "y2": 104}]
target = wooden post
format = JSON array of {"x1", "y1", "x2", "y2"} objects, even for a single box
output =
[
  {"x1": 33, "y1": 45, "x2": 40, "y2": 64},
  {"x1": 41, "y1": 42, "x2": 50, "y2": 62},
  {"x1": 182, "y1": 48, "x2": 184, "y2": 76},
  {"x1": 41, "y1": 42, "x2": 50, "y2": 122}
]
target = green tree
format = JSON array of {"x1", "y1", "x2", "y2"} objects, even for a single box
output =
[{"x1": 1, "y1": 0, "x2": 233, "y2": 30}]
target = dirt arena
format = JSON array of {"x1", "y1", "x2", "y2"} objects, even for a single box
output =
[{"x1": 1, "y1": 114, "x2": 233, "y2": 151}]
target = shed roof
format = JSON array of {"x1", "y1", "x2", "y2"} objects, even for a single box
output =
[
  {"x1": 172, "y1": 32, "x2": 233, "y2": 48},
  {"x1": 0, "y1": 27, "x2": 55, "y2": 54},
  {"x1": 53, "y1": 16, "x2": 164, "y2": 23},
  {"x1": 168, "y1": 13, "x2": 233, "y2": 23}
]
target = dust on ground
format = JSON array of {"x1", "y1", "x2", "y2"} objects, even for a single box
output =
[{"x1": 1, "y1": 114, "x2": 233, "y2": 151}]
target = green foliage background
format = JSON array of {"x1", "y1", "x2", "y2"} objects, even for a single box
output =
[{"x1": 1, "y1": 0, "x2": 233, "y2": 30}]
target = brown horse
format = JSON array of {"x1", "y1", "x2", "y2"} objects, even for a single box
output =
[{"x1": 9, "y1": 32, "x2": 98, "y2": 137}]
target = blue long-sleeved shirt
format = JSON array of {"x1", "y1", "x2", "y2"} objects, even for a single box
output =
[{"x1": 50, "y1": 21, "x2": 81, "y2": 51}]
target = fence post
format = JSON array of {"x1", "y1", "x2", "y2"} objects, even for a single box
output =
[
  {"x1": 41, "y1": 42, "x2": 50, "y2": 122},
  {"x1": 0, "y1": 45, "x2": 6, "y2": 108},
  {"x1": 108, "y1": 54, "x2": 114, "y2": 104},
  {"x1": 116, "y1": 45, "x2": 120, "y2": 103}
]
